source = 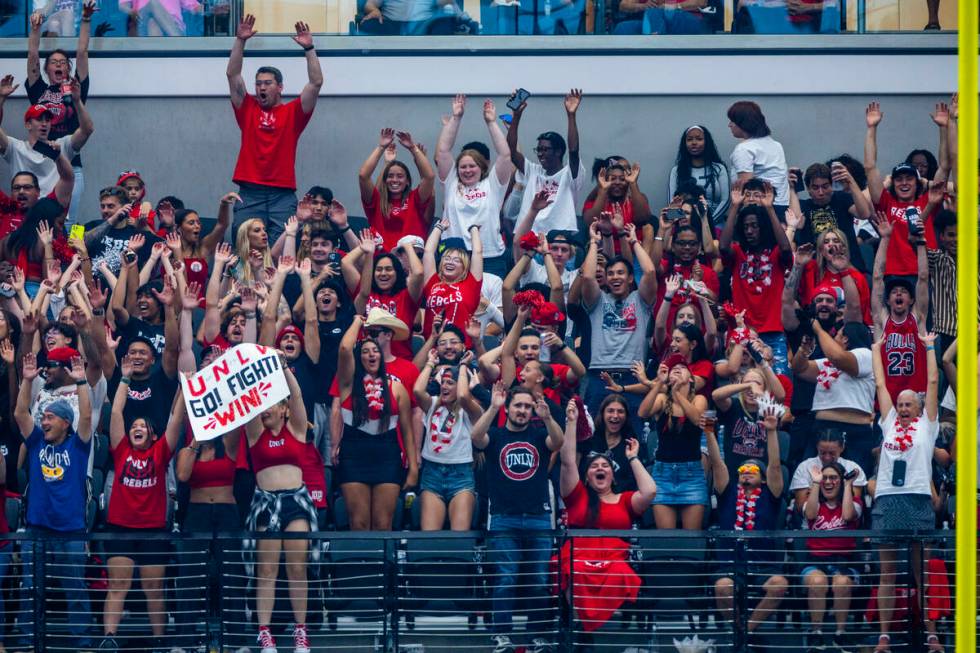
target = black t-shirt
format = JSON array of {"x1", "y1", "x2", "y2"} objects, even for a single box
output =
[
  {"x1": 0, "y1": 427, "x2": 21, "y2": 494},
  {"x1": 88, "y1": 224, "x2": 162, "y2": 279},
  {"x1": 483, "y1": 424, "x2": 552, "y2": 516},
  {"x1": 119, "y1": 317, "x2": 166, "y2": 357},
  {"x1": 795, "y1": 193, "x2": 866, "y2": 272},
  {"x1": 719, "y1": 399, "x2": 767, "y2": 481},
  {"x1": 317, "y1": 313, "x2": 353, "y2": 404},
  {"x1": 715, "y1": 483, "x2": 781, "y2": 563},
  {"x1": 26, "y1": 76, "x2": 90, "y2": 166},
  {"x1": 286, "y1": 351, "x2": 319, "y2": 422},
  {"x1": 580, "y1": 432, "x2": 635, "y2": 492},
  {"x1": 108, "y1": 368, "x2": 178, "y2": 437}
]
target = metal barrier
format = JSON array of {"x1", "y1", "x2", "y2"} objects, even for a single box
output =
[{"x1": 0, "y1": 529, "x2": 956, "y2": 652}]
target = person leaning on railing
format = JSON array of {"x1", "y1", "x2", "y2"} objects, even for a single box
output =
[{"x1": 869, "y1": 330, "x2": 943, "y2": 653}]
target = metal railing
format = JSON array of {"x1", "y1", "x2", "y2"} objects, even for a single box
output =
[{"x1": 0, "y1": 528, "x2": 957, "y2": 652}]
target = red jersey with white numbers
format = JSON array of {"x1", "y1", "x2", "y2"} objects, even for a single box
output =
[{"x1": 882, "y1": 313, "x2": 927, "y2": 404}]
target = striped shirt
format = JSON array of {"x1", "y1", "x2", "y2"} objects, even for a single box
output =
[{"x1": 926, "y1": 249, "x2": 956, "y2": 336}]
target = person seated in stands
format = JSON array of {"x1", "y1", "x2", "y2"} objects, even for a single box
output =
[
  {"x1": 99, "y1": 353, "x2": 182, "y2": 652},
  {"x1": 642, "y1": 0, "x2": 714, "y2": 34},
  {"x1": 360, "y1": 0, "x2": 460, "y2": 35},
  {"x1": 557, "y1": 398, "x2": 655, "y2": 644},
  {"x1": 734, "y1": 0, "x2": 841, "y2": 34},
  {"x1": 789, "y1": 427, "x2": 866, "y2": 513},
  {"x1": 13, "y1": 351, "x2": 93, "y2": 649},
  {"x1": 799, "y1": 461, "x2": 861, "y2": 653},
  {"x1": 413, "y1": 356, "x2": 482, "y2": 530},
  {"x1": 705, "y1": 403, "x2": 787, "y2": 650}
]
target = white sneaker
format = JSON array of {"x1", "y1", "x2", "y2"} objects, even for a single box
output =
[{"x1": 491, "y1": 634, "x2": 515, "y2": 653}]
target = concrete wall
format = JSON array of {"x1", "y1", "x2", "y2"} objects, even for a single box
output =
[{"x1": 0, "y1": 93, "x2": 946, "y2": 220}]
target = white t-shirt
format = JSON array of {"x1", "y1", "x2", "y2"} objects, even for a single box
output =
[
  {"x1": 789, "y1": 455, "x2": 868, "y2": 492},
  {"x1": 810, "y1": 349, "x2": 875, "y2": 414},
  {"x1": 875, "y1": 407, "x2": 939, "y2": 498},
  {"x1": 3, "y1": 135, "x2": 76, "y2": 196},
  {"x1": 730, "y1": 136, "x2": 789, "y2": 205},
  {"x1": 422, "y1": 402, "x2": 474, "y2": 464},
  {"x1": 519, "y1": 159, "x2": 586, "y2": 234},
  {"x1": 441, "y1": 166, "x2": 508, "y2": 258}
]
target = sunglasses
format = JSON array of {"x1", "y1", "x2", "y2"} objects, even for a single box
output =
[{"x1": 737, "y1": 464, "x2": 761, "y2": 475}]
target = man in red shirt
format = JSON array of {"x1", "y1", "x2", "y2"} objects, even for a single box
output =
[
  {"x1": 870, "y1": 214, "x2": 929, "y2": 404},
  {"x1": 226, "y1": 14, "x2": 323, "y2": 244},
  {"x1": 720, "y1": 183, "x2": 794, "y2": 374},
  {"x1": 0, "y1": 165, "x2": 73, "y2": 240}
]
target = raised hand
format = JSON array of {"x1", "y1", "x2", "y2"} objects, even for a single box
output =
[
  {"x1": 730, "y1": 184, "x2": 744, "y2": 207},
  {"x1": 292, "y1": 21, "x2": 313, "y2": 49},
  {"x1": 240, "y1": 285, "x2": 258, "y2": 313},
  {"x1": 530, "y1": 188, "x2": 552, "y2": 212},
  {"x1": 395, "y1": 130, "x2": 416, "y2": 150},
  {"x1": 0, "y1": 74, "x2": 19, "y2": 100},
  {"x1": 379, "y1": 127, "x2": 395, "y2": 148},
  {"x1": 809, "y1": 464, "x2": 823, "y2": 484},
  {"x1": 870, "y1": 210, "x2": 892, "y2": 238},
  {"x1": 9, "y1": 267, "x2": 24, "y2": 293},
  {"x1": 784, "y1": 208, "x2": 804, "y2": 231},
  {"x1": 794, "y1": 242, "x2": 815, "y2": 267},
  {"x1": 297, "y1": 258, "x2": 312, "y2": 279},
  {"x1": 760, "y1": 182, "x2": 775, "y2": 208},
  {"x1": 451, "y1": 93, "x2": 466, "y2": 118},
  {"x1": 508, "y1": 88, "x2": 527, "y2": 115},
  {"x1": 624, "y1": 162, "x2": 640, "y2": 184},
  {"x1": 761, "y1": 405, "x2": 780, "y2": 431},
  {"x1": 566, "y1": 398, "x2": 578, "y2": 422},
  {"x1": 236, "y1": 13, "x2": 258, "y2": 40},
  {"x1": 127, "y1": 233, "x2": 145, "y2": 252},
  {"x1": 588, "y1": 221, "x2": 602, "y2": 245},
  {"x1": 82, "y1": 0, "x2": 97, "y2": 19},
  {"x1": 483, "y1": 99, "x2": 496, "y2": 123},
  {"x1": 383, "y1": 142, "x2": 397, "y2": 163},
  {"x1": 665, "y1": 273, "x2": 682, "y2": 297},
  {"x1": 625, "y1": 437, "x2": 640, "y2": 459},
  {"x1": 358, "y1": 228, "x2": 376, "y2": 254},
  {"x1": 930, "y1": 102, "x2": 950, "y2": 128},
  {"x1": 927, "y1": 179, "x2": 946, "y2": 205},
  {"x1": 165, "y1": 231, "x2": 182, "y2": 253},
  {"x1": 220, "y1": 191, "x2": 242, "y2": 207},
  {"x1": 88, "y1": 279, "x2": 108, "y2": 310},
  {"x1": 534, "y1": 395, "x2": 551, "y2": 420},
  {"x1": 68, "y1": 355, "x2": 86, "y2": 383},
  {"x1": 596, "y1": 168, "x2": 611, "y2": 190},
  {"x1": 46, "y1": 260, "x2": 62, "y2": 285},
  {"x1": 182, "y1": 281, "x2": 201, "y2": 310},
  {"x1": 865, "y1": 101, "x2": 883, "y2": 128},
  {"x1": 214, "y1": 242, "x2": 234, "y2": 265},
  {"x1": 0, "y1": 339, "x2": 13, "y2": 366},
  {"x1": 541, "y1": 331, "x2": 563, "y2": 350},
  {"x1": 327, "y1": 199, "x2": 348, "y2": 227},
  {"x1": 623, "y1": 222, "x2": 638, "y2": 246},
  {"x1": 247, "y1": 248, "x2": 264, "y2": 270},
  {"x1": 36, "y1": 220, "x2": 53, "y2": 246},
  {"x1": 918, "y1": 331, "x2": 938, "y2": 347},
  {"x1": 153, "y1": 276, "x2": 176, "y2": 307},
  {"x1": 465, "y1": 317, "x2": 482, "y2": 341},
  {"x1": 277, "y1": 255, "x2": 296, "y2": 275},
  {"x1": 599, "y1": 371, "x2": 619, "y2": 391},
  {"x1": 120, "y1": 353, "x2": 134, "y2": 379},
  {"x1": 29, "y1": 11, "x2": 43, "y2": 33},
  {"x1": 490, "y1": 380, "x2": 507, "y2": 409},
  {"x1": 284, "y1": 215, "x2": 299, "y2": 237},
  {"x1": 564, "y1": 88, "x2": 583, "y2": 115},
  {"x1": 426, "y1": 348, "x2": 440, "y2": 368},
  {"x1": 22, "y1": 351, "x2": 38, "y2": 381}
]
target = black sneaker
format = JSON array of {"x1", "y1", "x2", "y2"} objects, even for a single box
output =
[
  {"x1": 98, "y1": 636, "x2": 119, "y2": 652},
  {"x1": 833, "y1": 632, "x2": 855, "y2": 653},
  {"x1": 805, "y1": 630, "x2": 828, "y2": 652}
]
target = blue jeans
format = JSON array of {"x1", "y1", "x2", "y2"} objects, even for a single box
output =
[
  {"x1": 232, "y1": 182, "x2": 298, "y2": 245},
  {"x1": 20, "y1": 530, "x2": 92, "y2": 644},
  {"x1": 759, "y1": 331, "x2": 789, "y2": 375},
  {"x1": 642, "y1": 7, "x2": 711, "y2": 34},
  {"x1": 488, "y1": 513, "x2": 553, "y2": 635}
]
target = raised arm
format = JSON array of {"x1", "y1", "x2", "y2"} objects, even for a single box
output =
[
  {"x1": 869, "y1": 211, "x2": 891, "y2": 338},
  {"x1": 483, "y1": 99, "x2": 514, "y2": 184},
  {"x1": 467, "y1": 224, "x2": 483, "y2": 281},
  {"x1": 942, "y1": 338, "x2": 957, "y2": 395},
  {"x1": 283, "y1": 364, "x2": 308, "y2": 436},
  {"x1": 782, "y1": 244, "x2": 813, "y2": 332},
  {"x1": 761, "y1": 407, "x2": 783, "y2": 497},
  {"x1": 201, "y1": 192, "x2": 239, "y2": 254},
  {"x1": 203, "y1": 243, "x2": 235, "y2": 343},
  {"x1": 110, "y1": 354, "x2": 133, "y2": 449},
  {"x1": 579, "y1": 223, "x2": 603, "y2": 309},
  {"x1": 399, "y1": 131, "x2": 436, "y2": 207},
  {"x1": 359, "y1": 129, "x2": 394, "y2": 205},
  {"x1": 471, "y1": 381, "x2": 506, "y2": 450},
  {"x1": 76, "y1": 1, "x2": 94, "y2": 80},
  {"x1": 870, "y1": 339, "x2": 893, "y2": 417},
  {"x1": 26, "y1": 12, "x2": 42, "y2": 86},
  {"x1": 558, "y1": 399, "x2": 580, "y2": 498},
  {"x1": 155, "y1": 278, "x2": 179, "y2": 378},
  {"x1": 164, "y1": 387, "x2": 185, "y2": 453},
  {"x1": 912, "y1": 236, "x2": 929, "y2": 327},
  {"x1": 291, "y1": 21, "x2": 323, "y2": 115},
  {"x1": 625, "y1": 223, "x2": 658, "y2": 305},
  {"x1": 814, "y1": 320, "x2": 858, "y2": 377},
  {"x1": 505, "y1": 93, "x2": 528, "y2": 173},
  {"x1": 298, "y1": 259, "x2": 320, "y2": 362},
  {"x1": 336, "y1": 315, "x2": 364, "y2": 398},
  {"x1": 413, "y1": 349, "x2": 438, "y2": 413},
  {"x1": 13, "y1": 353, "x2": 38, "y2": 439},
  {"x1": 259, "y1": 256, "x2": 293, "y2": 346},
  {"x1": 178, "y1": 283, "x2": 200, "y2": 375},
  {"x1": 704, "y1": 420, "x2": 729, "y2": 495},
  {"x1": 500, "y1": 305, "x2": 529, "y2": 387},
  {"x1": 435, "y1": 94, "x2": 465, "y2": 182},
  {"x1": 511, "y1": 190, "x2": 553, "y2": 263},
  {"x1": 921, "y1": 332, "x2": 939, "y2": 421},
  {"x1": 564, "y1": 89, "x2": 582, "y2": 178},
  {"x1": 423, "y1": 217, "x2": 446, "y2": 281},
  {"x1": 67, "y1": 78, "x2": 94, "y2": 153},
  {"x1": 719, "y1": 184, "x2": 743, "y2": 251},
  {"x1": 227, "y1": 14, "x2": 256, "y2": 109},
  {"x1": 401, "y1": 238, "x2": 424, "y2": 302},
  {"x1": 863, "y1": 101, "x2": 885, "y2": 204},
  {"x1": 52, "y1": 148, "x2": 76, "y2": 209}
]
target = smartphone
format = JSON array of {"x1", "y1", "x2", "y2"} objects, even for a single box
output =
[
  {"x1": 905, "y1": 207, "x2": 924, "y2": 237},
  {"x1": 32, "y1": 140, "x2": 60, "y2": 161},
  {"x1": 789, "y1": 167, "x2": 804, "y2": 193},
  {"x1": 665, "y1": 207, "x2": 686, "y2": 222},
  {"x1": 506, "y1": 88, "x2": 531, "y2": 112},
  {"x1": 830, "y1": 161, "x2": 844, "y2": 192},
  {"x1": 891, "y1": 459, "x2": 907, "y2": 487},
  {"x1": 69, "y1": 224, "x2": 85, "y2": 241},
  {"x1": 748, "y1": 345, "x2": 764, "y2": 364},
  {"x1": 844, "y1": 468, "x2": 859, "y2": 481}
]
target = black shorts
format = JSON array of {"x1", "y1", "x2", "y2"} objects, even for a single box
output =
[
  {"x1": 338, "y1": 427, "x2": 405, "y2": 486},
  {"x1": 102, "y1": 525, "x2": 171, "y2": 567}
]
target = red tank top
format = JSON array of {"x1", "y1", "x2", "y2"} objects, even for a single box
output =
[
  {"x1": 188, "y1": 451, "x2": 237, "y2": 489},
  {"x1": 882, "y1": 314, "x2": 927, "y2": 404},
  {"x1": 184, "y1": 257, "x2": 209, "y2": 308},
  {"x1": 299, "y1": 441, "x2": 327, "y2": 509},
  {"x1": 249, "y1": 425, "x2": 306, "y2": 474}
]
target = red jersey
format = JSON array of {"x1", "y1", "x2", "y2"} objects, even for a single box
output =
[
  {"x1": 805, "y1": 498, "x2": 862, "y2": 556},
  {"x1": 724, "y1": 243, "x2": 788, "y2": 334},
  {"x1": 363, "y1": 186, "x2": 431, "y2": 252},
  {"x1": 299, "y1": 441, "x2": 327, "y2": 509},
  {"x1": 365, "y1": 289, "x2": 419, "y2": 360},
  {"x1": 384, "y1": 356, "x2": 420, "y2": 407},
  {"x1": 232, "y1": 95, "x2": 312, "y2": 190},
  {"x1": 422, "y1": 273, "x2": 482, "y2": 340},
  {"x1": 882, "y1": 313, "x2": 927, "y2": 404},
  {"x1": 873, "y1": 191, "x2": 937, "y2": 276},
  {"x1": 0, "y1": 190, "x2": 60, "y2": 239},
  {"x1": 798, "y1": 262, "x2": 873, "y2": 326},
  {"x1": 107, "y1": 436, "x2": 174, "y2": 529}
]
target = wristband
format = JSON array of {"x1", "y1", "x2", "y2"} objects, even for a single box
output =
[
  {"x1": 664, "y1": 291, "x2": 675, "y2": 301},
  {"x1": 926, "y1": 346, "x2": 936, "y2": 351},
  {"x1": 244, "y1": 311, "x2": 257, "y2": 319},
  {"x1": 92, "y1": 308, "x2": 105, "y2": 317},
  {"x1": 627, "y1": 456, "x2": 640, "y2": 463},
  {"x1": 302, "y1": 44, "x2": 315, "y2": 51},
  {"x1": 654, "y1": 236, "x2": 664, "y2": 242},
  {"x1": 434, "y1": 224, "x2": 445, "y2": 232},
  {"x1": 555, "y1": 343, "x2": 567, "y2": 351},
  {"x1": 119, "y1": 376, "x2": 131, "y2": 385},
  {"x1": 336, "y1": 225, "x2": 351, "y2": 234},
  {"x1": 75, "y1": 380, "x2": 86, "y2": 387}
]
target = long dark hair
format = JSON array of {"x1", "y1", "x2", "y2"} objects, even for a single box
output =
[
  {"x1": 352, "y1": 338, "x2": 392, "y2": 427},
  {"x1": 371, "y1": 253, "x2": 408, "y2": 295},
  {"x1": 7, "y1": 198, "x2": 62, "y2": 260},
  {"x1": 594, "y1": 394, "x2": 636, "y2": 444},
  {"x1": 673, "y1": 323, "x2": 708, "y2": 363},
  {"x1": 819, "y1": 461, "x2": 847, "y2": 504},
  {"x1": 734, "y1": 204, "x2": 777, "y2": 252},
  {"x1": 582, "y1": 452, "x2": 616, "y2": 527},
  {"x1": 904, "y1": 148, "x2": 939, "y2": 181},
  {"x1": 674, "y1": 125, "x2": 727, "y2": 199}
]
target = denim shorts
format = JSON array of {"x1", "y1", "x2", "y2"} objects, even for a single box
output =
[
  {"x1": 421, "y1": 460, "x2": 475, "y2": 503},
  {"x1": 651, "y1": 460, "x2": 708, "y2": 505},
  {"x1": 801, "y1": 561, "x2": 860, "y2": 583}
]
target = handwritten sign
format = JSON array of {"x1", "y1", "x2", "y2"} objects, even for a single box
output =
[{"x1": 181, "y1": 344, "x2": 289, "y2": 441}]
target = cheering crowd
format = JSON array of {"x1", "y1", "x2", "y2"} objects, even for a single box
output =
[{"x1": 0, "y1": 8, "x2": 962, "y2": 653}]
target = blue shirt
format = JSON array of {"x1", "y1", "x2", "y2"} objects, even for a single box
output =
[{"x1": 25, "y1": 426, "x2": 90, "y2": 531}]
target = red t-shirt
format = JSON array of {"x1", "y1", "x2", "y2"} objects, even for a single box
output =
[
  {"x1": 422, "y1": 273, "x2": 482, "y2": 340},
  {"x1": 797, "y1": 262, "x2": 873, "y2": 326},
  {"x1": 564, "y1": 480, "x2": 638, "y2": 529},
  {"x1": 0, "y1": 190, "x2": 60, "y2": 240},
  {"x1": 107, "y1": 436, "x2": 174, "y2": 529},
  {"x1": 232, "y1": 95, "x2": 312, "y2": 190},
  {"x1": 882, "y1": 313, "x2": 928, "y2": 404},
  {"x1": 582, "y1": 198, "x2": 635, "y2": 254},
  {"x1": 873, "y1": 191, "x2": 937, "y2": 276},
  {"x1": 724, "y1": 243, "x2": 788, "y2": 334},
  {"x1": 365, "y1": 289, "x2": 419, "y2": 360},
  {"x1": 654, "y1": 257, "x2": 721, "y2": 336},
  {"x1": 363, "y1": 186, "x2": 432, "y2": 252},
  {"x1": 806, "y1": 498, "x2": 862, "y2": 556},
  {"x1": 385, "y1": 356, "x2": 420, "y2": 408},
  {"x1": 689, "y1": 358, "x2": 715, "y2": 396}
]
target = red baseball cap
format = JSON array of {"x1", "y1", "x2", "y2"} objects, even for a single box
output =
[{"x1": 24, "y1": 104, "x2": 52, "y2": 122}]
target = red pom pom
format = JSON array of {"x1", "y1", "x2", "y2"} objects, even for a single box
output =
[
  {"x1": 519, "y1": 232, "x2": 541, "y2": 251},
  {"x1": 722, "y1": 301, "x2": 740, "y2": 319},
  {"x1": 513, "y1": 290, "x2": 545, "y2": 309}
]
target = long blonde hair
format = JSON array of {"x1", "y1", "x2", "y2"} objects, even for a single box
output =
[
  {"x1": 233, "y1": 218, "x2": 273, "y2": 283},
  {"x1": 815, "y1": 228, "x2": 851, "y2": 279}
]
